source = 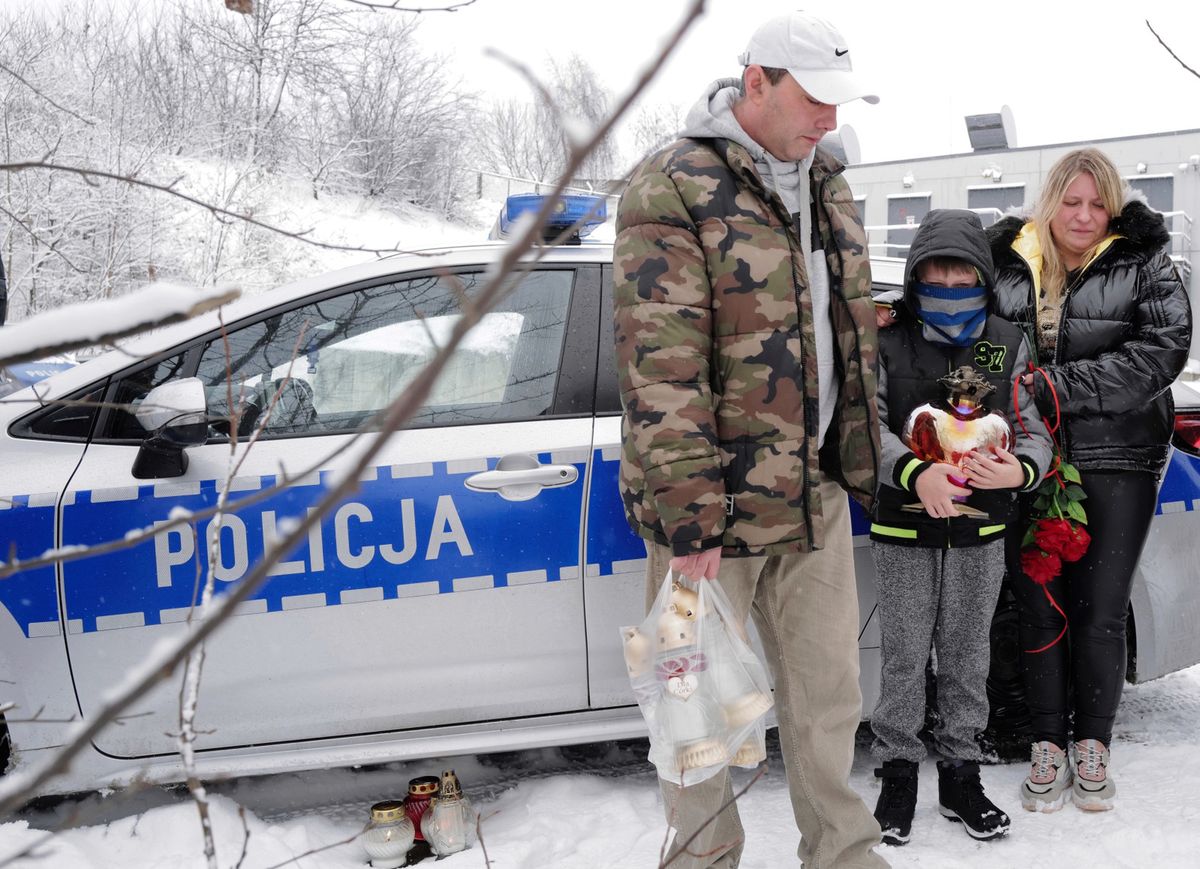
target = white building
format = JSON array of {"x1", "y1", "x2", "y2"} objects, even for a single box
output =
[{"x1": 840, "y1": 125, "x2": 1199, "y2": 323}]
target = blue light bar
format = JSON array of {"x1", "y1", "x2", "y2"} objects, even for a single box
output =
[
  {"x1": 5, "y1": 358, "x2": 75, "y2": 386},
  {"x1": 496, "y1": 194, "x2": 607, "y2": 242}
]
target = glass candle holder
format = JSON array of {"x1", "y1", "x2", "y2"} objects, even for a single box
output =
[
  {"x1": 362, "y1": 800, "x2": 414, "y2": 869},
  {"x1": 402, "y1": 775, "x2": 440, "y2": 864},
  {"x1": 422, "y1": 770, "x2": 477, "y2": 857}
]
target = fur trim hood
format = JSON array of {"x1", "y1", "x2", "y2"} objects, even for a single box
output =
[{"x1": 987, "y1": 197, "x2": 1170, "y2": 265}]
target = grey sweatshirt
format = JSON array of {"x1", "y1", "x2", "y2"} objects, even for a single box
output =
[{"x1": 680, "y1": 79, "x2": 836, "y2": 448}]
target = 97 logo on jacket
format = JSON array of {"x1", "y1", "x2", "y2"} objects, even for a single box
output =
[{"x1": 973, "y1": 341, "x2": 1007, "y2": 373}]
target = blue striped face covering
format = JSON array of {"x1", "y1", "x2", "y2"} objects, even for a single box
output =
[{"x1": 913, "y1": 282, "x2": 987, "y2": 347}]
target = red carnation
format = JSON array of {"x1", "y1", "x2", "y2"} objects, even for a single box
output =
[
  {"x1": 1031, "y1": 518, "x2": 1091, "y2": 562},
  {"x1": 1021, "y1": 546, "x2": 1062, "y2": 586}
]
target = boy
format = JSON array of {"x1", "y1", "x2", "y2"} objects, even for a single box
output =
[{"x1": 869, "y1": 209, "x2": 1052, "y2": 844}]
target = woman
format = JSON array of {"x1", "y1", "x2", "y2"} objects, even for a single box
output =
[{"x1": 988, "y1": 148, "x2": 1191, "y2": 813}]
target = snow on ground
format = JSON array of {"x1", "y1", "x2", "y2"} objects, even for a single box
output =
[{"x1": 1, "y1": 664, "x2": 1198, "y2": 868}]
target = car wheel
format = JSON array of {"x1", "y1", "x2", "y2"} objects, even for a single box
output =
[
  {"x1": 981, "y1": 582, "x2": 1031, "y2": 760},
  {"x1": 0, "y1": 713, "x2": 10, "y2": 775}
]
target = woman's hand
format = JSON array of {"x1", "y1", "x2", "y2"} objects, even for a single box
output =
[
  {"x1": 962, "y1": 448, "x2": 1025, "y2": 490},
  {"x1": 914, "y1": 464, "x2": 970, "y2": 518}
]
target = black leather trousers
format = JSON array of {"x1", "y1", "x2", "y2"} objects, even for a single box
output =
[{"x1": 1007, "y1": 470, "x2": 1158, "y2": 747}]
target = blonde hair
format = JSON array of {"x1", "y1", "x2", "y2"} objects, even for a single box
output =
[{"x1": 1032, "y1": 148, "x2": 1125, "y2": 301}]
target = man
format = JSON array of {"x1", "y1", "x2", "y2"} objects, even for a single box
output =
[{"x1": 613, "y1": 11, "x2": 886, "y2": 869}]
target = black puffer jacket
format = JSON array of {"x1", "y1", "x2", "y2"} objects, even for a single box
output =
[{"x1": 988, "y1": 200, "x2": 1192, "y2": 475}]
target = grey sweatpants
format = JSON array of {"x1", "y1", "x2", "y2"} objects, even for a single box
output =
[{"x1": 869, "y1": 540, "x2": 1005, "y2": 763}]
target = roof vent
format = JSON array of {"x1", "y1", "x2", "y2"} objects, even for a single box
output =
[
  {"x1": 823, "y1": 125, "x2": 861, "y2": 165},
  {"x1": 965, "y1": 105, "x2": 1016, "y2": 152}
]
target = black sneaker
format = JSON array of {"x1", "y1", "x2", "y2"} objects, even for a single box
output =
[
  {"x1": 937, "y1": 760, "x2": 1011, "y2": 841},
  {"x1": 873, "y1": 759, "x2": 918, "y2": 846}
]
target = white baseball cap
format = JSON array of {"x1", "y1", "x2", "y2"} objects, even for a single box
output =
[{"x1": 737, "y1": 11, "x2": 879, "y2": 106}]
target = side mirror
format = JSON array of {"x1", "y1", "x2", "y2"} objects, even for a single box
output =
[{"x1": 132, "y1": 378, "x2": 208, "y2": 479}]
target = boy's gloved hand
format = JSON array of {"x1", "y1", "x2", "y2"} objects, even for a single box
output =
[
  {"x1": 914, "y1": 464, "x2": 970, "y2": 518},
  {"x1": 962, "y1": 447, "x2": 1025, "y2": 490}
]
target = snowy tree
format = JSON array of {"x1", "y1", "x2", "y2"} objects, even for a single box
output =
[
  {"x1": 0, "y1": 0, "x2": 478, "y2": 322},
  {"x1": 629, "y1": 101, "x2": 686, "y2": 163},
  {"x1": 479, "y1": 53, "x2": 619, "y2": 189}
]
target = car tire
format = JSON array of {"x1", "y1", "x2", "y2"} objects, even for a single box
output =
[
  {"x1": 0, "y1": 713, "x2": 10, "y2": 775},
  {"x1": 980, "y1": 582, "x2": 1032, "y2": 761}
]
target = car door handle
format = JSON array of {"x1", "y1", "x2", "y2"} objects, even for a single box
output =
[{"x1": 465, "y1": 454, "x2": 579, "y2": 501}]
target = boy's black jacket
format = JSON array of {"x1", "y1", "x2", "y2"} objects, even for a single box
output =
[
  {"x1": 872, "y1": 209, "x2": 1043, "y2": 548},
  {"x1": 872, "y1": 314, "x2": 1035, "y2": 547}
]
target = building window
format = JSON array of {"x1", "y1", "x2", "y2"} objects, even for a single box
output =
[
  {"x1": 886, "y1": 194, "x2": 931, "y2": 258},
  {"x1": 1126, "y1": 175, "x2": 1174, "y2": 214},
  {"x1": 853, "y1": 195, "x2": 867, "y2": 229},
  {"x1": 966, "y1": 184, "x2": 1026, "y2": 227}
]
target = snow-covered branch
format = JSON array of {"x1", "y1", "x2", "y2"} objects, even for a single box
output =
[{"x1": 0, "y1": 282, "x2": 240, "y2": 366}]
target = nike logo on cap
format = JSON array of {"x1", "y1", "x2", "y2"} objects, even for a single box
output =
[{"x1": 835, "y1": 48, "x2": 849, "y2": 56}]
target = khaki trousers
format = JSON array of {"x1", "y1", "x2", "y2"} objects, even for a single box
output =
[{"x1": 646, "y1": 476, "x2": 886, "y2": 869}]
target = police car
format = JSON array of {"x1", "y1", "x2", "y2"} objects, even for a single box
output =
[
  {"x1": 1, "y1": 198, "x2": 1197, "y2": 796},
  {"x1": 0, "y1": 354, "x2": 76, "y2": 399}
]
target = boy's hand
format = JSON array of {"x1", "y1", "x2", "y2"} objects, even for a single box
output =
[
  {"x1": 914, "y1": 464, "x2": 970, "y2": 518},
  {"x1": 962, "y1": 447, "x2": 1025, "y2": 490}
]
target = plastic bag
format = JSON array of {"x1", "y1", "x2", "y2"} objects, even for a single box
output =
[{"x1": 620, "y1": 571, "x2": 773, "y2": 786}]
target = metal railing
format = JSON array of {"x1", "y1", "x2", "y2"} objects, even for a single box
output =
[
  {"x1": 863, "y1": 208, "x2": 1004, "y2": 257},
  {"x1": 1162, "y1": 211, "x2": 1194, "y2": 285},
  {"x1": 474, "y1": 169, "x2": 621, "y2": 207}
]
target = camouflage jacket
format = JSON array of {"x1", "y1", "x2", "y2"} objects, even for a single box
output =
[{"x1": 614, "y1": 138, "x2": 881, "y2": 556}]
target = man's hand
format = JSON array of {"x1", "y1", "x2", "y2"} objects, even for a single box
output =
[
  {"x1": 875, "y1": 303, "x2": 897, "y2": 329},
  {"x1": 962, "y1": 447, "x2": 1025, "y2": 490},
  {"x1": 913, "y1": 464, "x2": 970, "y2": 518},
  {"x1": 670, "y1": 547, "x2": 722, "y2": 581}
]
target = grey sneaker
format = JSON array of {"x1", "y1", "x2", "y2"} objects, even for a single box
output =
[
  {"x1": 1020, "y1": 741, "x2": 1072, "y2": 812},
  {"x1": 1072, "y1": 739, "x2": 1116, "y2": 811}
]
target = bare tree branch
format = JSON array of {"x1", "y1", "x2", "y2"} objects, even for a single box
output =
[
  {"x1": 1147, "y1": 20, "x2": 1200, "y2": 80},
  {"x1": 475, "y1": 809, "x2": 496, "y2": 868},
  {"x1": 0, "y1": 161, "x2": 416, "y2": 257},
  {"x1": 233, "y1": 805, "x2": 252, "y2": 869},
  {"x1": 338, "y1": 0, "x2": 477, "y2": 10},
  {"x1": 660, "y1": 765, "x2": 766, "y2": 869},
  {"x1": 260, "y1": 824, "x2": 371, "y2": 869},
  {"x1": 0, "y1": 202, "x2": 85, "y2": 273},
  {"x1": 0, "y1": 60, "x2": 97, "y2": 127}
]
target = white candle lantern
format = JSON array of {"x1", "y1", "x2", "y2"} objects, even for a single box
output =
[
  {"x1": 362, "y1": 799, "x2": 415, "y2": 869},
  {"x1": 422, "y1": 770, "x2": 477, "y2": 857}
]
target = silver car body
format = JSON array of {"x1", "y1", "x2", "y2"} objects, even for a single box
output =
[{"x1": 0, "y1": 245, "x2": 1196, "y2": 795}]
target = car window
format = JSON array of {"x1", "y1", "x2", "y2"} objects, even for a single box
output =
[
  {"x1": 10, "y1": 382, "x2": 107, "y2": 442},
  {"x1": 196, "y1": 268, "x2": 575, "y2": 438}
]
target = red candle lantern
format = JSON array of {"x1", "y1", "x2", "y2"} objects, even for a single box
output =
[{"x1": 402, "y1": 775, "x2": 440, "y2": 864}]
